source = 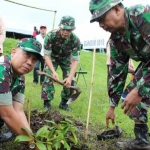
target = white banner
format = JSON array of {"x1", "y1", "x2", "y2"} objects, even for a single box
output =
[{"x1": 82, "y1": 38, "x2": 107, "y2": 49}]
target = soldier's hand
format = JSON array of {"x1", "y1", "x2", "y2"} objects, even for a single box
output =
[
  {"x1": 106, "y1": 106, "x2": 115, "y2": 128},
  {"x1": 63, "y1": 77, "x2": 72, "y2": 88},
  {"x1": 52, "y1": 72, "x2": 59, "y2": 80},
  {"x1": 121, "y1": 88, "x2": 142, "y2": 115}
]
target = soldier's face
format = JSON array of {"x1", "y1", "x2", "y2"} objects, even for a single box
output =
[
  {"x1": 11, "y1": 48, "x2": 37, "y2": 76},
  {"x1": 97, "y1": 5, "x2": 125, "y2": 33},
  {"x1": 60, "y1": 28, "x2": 73, "y2": 39}
]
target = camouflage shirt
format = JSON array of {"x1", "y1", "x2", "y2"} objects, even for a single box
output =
[
  {"x1": 108, "y1": 4, "x2": 150, "y2": 107},
  {"x1": 0, "y1": 55, "x2": 25, "y2": 106},
  {"x1": 44, "y1": 29, "x2": 80, "y2": 61}
]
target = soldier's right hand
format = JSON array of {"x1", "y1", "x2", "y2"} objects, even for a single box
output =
[
  {"x1": 52, "y1": 72, "x2": 59, "y2": 80},
  {"x1": 106, "y1": 106, "x2": 115, "y2": 128}
]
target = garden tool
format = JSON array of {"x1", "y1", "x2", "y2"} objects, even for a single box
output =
[{"x1": 36, "y1": 70, "x2": 82, "y2": 104}]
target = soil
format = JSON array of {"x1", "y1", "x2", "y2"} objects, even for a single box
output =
[{"x1": 0, "y1": 109, "x2": 128, "y2": 150}]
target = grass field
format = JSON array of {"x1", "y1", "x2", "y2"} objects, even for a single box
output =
[{"x1": 3, "y1": 38, "x2": 150, "y2": 149}]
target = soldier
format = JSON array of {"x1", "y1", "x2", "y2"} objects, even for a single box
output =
[
  {"x1": 89, "y1": 0, "x2": 150, "y2": 149},
  {"x1": 0, "y1": 38, "x2": 42, "y2": 150},
  {"x1": 41, "y1": 16, "x2": 80, "y2": 111}
]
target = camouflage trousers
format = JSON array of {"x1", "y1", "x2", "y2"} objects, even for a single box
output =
[
  {"x1": 41, "y1": 58, "x2": 76, "y2": 102},
  {"x1": 124, "y1": 62, "x2": 150, "y2": 123}
]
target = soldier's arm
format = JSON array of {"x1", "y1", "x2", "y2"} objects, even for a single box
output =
[
  {"x1": 43, "y1": 31, "x2": 56, "y2": 74},
  {"x1": 0, "y1": 105, "x2": 38, "y2": 149},
  {"x1": 0, "y1": 105, "x2": 31, "y2": 136},
  {"x1": 13, "y1": 101, "x2": 31, "y2": 132},
  {"x1": 108, "y1": 40, "x2": 129, "y2": 107},
  {"x1": 69, "y1": 60, "x2": 78, "y2": 80},
  {"x1": 44, "y1": 55, "x2": 55, "y2": 73},
  {"x1": 69, "y1": 36, "x2": 80, "y2": 79},
  {"x1": 133, "y1": 8, "x2": 150, "y2": 98}
]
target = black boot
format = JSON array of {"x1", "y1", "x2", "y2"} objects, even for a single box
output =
[
  {"x1": 0, "y1": 131, "x2": 13, "y2": 142},
  {"x1": 44, "y1": 100, "x2": 51, "y2": 109},
  {"x1": 116, "y1": 124, "x2": 150, "y2": 150},
  {"x1": 59, "y1": 99, "x2": 71, "y2": 111}
]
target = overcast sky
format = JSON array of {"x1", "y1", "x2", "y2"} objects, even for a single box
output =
[{"x1": 0, "y1": 0, "x2": 149, "y2": 41}]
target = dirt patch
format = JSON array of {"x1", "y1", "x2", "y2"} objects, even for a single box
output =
[{"x1": 0, "y1": 109, "x2": 129, "y2": 150}]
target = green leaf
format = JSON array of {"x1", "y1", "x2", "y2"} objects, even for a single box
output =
[
  {"x1": 48, "y1": 129, "x2": 55, "y2": 138},
  {"x1": 62, "y1": 126, "x2": 69, "y2": 135},
  {"x1": 47, "y1": 137, "x2": 57, "y2": 142},
  {"x1": 45, "y1": 120, "x2": 56, "y2": 124},
  {"x1": 36, "y1": 125, "x2": 49, "y2": 137},
  {"x1": 47, "y1": 144, "x2": 52, "y2": 150},
  {"x1": 36, "y1": 141, "x2": 47, "y2": 150},
  {"x1": 15, "y1": 135, "x2": 33, "y2": 142},
  {"x1": 69, "y1": 138, "x2": 77, "y2": 145},
  {"x1": 71, "y1": 131, "x2": 78, "y2": 144},
  {"x1": 22, "y1": 127, "x2": 33, "y2": 135},
  {"x1": 63, "y1": 139, "x2": 70, "y2": 150},
  {"x1": 53, "y1": 140, "x2": 61, "y2": 150},
  {"x1": 64, "y1": 118, "x2": 72, "y2": 123}
]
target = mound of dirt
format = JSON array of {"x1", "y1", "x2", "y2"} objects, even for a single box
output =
[{"x1": 0, "y1": 109, "x2": 128, "y2": 150}]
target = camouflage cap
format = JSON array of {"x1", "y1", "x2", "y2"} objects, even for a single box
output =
[
  {"x1": 59, "y1": 16, "x2": 76, "y2": 30},
  {"x1": 89, "y1": 0, "x2": 123, "y2": 23},
  {"x1": 17, "y1": 38, "x2": 42, "y2": 60}
]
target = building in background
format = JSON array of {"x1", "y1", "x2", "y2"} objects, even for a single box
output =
[{"x1": 6, "y1": 27, "x2": 32, "y2": 39}]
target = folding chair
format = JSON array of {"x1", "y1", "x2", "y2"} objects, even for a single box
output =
[{"x1": 75, "y1": 62, "x2": 88, "y2": 87}]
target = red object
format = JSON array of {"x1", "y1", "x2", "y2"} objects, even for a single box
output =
[{"x1": 33, "y1": 31, "x2": 37, "y2": 37}]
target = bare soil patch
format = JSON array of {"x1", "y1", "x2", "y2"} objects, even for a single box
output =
[{"x1": 0, "y1": 109, "x2": 128, "y2": 150}]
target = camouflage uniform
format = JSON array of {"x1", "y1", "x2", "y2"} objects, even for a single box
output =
[
  {"x1": 108, "y1": 5, "x2": 150, "y2": 123},
  {"x1": 90, "y1": 0, "x2": 150, "y2": 123},
  {"x1": 89, "y1": 0, "x2": 150, "y2": 149},
  {"x1": 0, "y1": 55, "x2": 25, "y2": 105},
  {"x1": 41, "y1": 16, "x2": 80, "y2": 109},
  {"x1": 0, "y1": 38, "x2": 42, "y2": 142},
  {"x1": 0, "y1": 38, "x2": 42, "y2": 106}
]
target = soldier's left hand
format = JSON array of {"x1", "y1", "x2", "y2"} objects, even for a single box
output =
[
  {"x1": 63, "y1": 77, "x2": 72, "y2": 88},
  {"x1": 121, "y1": 88, "x2": 142, "y2": 115}
]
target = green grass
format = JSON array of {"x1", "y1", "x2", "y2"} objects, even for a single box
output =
[{"x1": 3, "y1": 38, "x2": 150, "y2": 148}]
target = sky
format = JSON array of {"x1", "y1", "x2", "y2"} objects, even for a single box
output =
[{"x1": 0, "y1": 0, "x2": 149, "y2": 41}]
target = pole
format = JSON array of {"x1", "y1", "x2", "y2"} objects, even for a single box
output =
[
  {"x1": 85, "y1": 48, "x2": 96, "y2": 140},
  {"x1": 5, "y1": 0, "x2": 56, "y2": 12},
  {"x1": 27, "y1": 99, "x2": 31, "y2": 127},
  {"x1": 53, "y1": 11, "x2": 57, "y2": 30}
]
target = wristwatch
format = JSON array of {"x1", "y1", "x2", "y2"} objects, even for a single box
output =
[{"x1": 29, "y1": 143, "x2": 36, "y2": 149}]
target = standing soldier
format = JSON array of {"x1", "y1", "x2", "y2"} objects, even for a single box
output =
[
  {"x1": 41, "y1": 16, "x2": 80, "y2": 111},
  {"x1": 89, "y1": 0, "x2": 150, "y2": 149}
]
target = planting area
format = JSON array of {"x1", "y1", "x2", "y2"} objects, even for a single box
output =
[
  {"x1": 0, "y1": 39, "x2": 142, "y2": 150},
  {"x1": 0, "y1": 109, "x2": 129, "y2": 150}
]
